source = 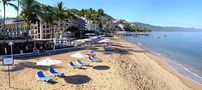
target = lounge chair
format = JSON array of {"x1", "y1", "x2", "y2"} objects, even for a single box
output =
[
  {"x1": 36, "y1": 71, "x2": 52, "y2": 82},
  {"x1": 69, "y1": 62, "x2": 82, "y2": 69},
  {"x1": 49, "y1": 67, "x2": 64, "y2": 77},
  {"x1": 77, "y1": 60, "x2": 89, "y2": 66},
  {"x1": 104, "y1": 47, "x2": 112, "y2": 51},
  {"x1": 92, "y1": 56, "x2": 101, "y2": 61},
  {"x1": 89, "y1": 56, "x2": 100, "y2": 62}
]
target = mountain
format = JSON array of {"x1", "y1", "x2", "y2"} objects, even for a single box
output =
[{"x1": 131, "y1": 22, "x2": 202, "y2": 32}]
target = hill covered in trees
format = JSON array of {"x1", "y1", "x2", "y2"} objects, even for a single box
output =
[{"x1": 132, "y1": 22, "x2": 202, "y2": 32}]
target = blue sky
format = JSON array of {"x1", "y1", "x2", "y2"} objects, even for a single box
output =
[{"x1": 1, "y1": 0, "x2": 202, "y2": 28}]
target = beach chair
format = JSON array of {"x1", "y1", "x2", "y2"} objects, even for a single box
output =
[
  {"x1": 36, "y1": 71, "x2": 52, "y2": 82},
  {"x1": 77, "y1": 60, "x2": 90, "y2": 66},
  {"x1": 104, "y1": 47, "x2": 112, "y2": 51},
  {"x1": 89, "y1": 56, "x2": 100, "y2": 62},
  {"x1": 69, "y1": 62, "x2": 82, "y2": 69},
  {"x1": 49, "y1": 67, "x2": 64, "y2": 77},
  {"x1": 92, "y1": 56, "x2": 101, "y2": 61}
]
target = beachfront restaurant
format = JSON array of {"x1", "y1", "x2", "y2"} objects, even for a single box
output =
[{"x1": 0, "y1": 38, "x2": 75, "y2": 55}]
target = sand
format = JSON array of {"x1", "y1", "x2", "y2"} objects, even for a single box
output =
[{"x1": 0, "y1": 36, "x2": 201, "y2": 90}]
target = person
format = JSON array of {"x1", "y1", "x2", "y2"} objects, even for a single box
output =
[
  {"x1": 33, "y1": 47, "x2": 36, "y2": 53},
  {"x1": 40, "y1": 46, "x2": 43, "y2": 52}
]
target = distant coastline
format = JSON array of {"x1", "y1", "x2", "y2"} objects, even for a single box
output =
[{"x1": 131, "y1": 22, "x2": 202, "y2": 32}]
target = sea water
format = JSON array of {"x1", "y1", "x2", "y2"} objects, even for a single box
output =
[{"x1": 121, "y1": 31, "x2": 202, "y2": 84}]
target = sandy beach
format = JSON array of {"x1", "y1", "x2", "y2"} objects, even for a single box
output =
[{"x1": 0, "y1": 36, "x2": 201, "y2": 90}]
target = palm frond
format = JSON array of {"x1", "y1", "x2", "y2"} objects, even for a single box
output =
[{"x1": 8, "y1": 3, "x2": 18, "y2": 10}]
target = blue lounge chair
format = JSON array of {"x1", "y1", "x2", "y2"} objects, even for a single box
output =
[
  {"x1": 69, "y1": 62, "x2": 82, "y2": 69},
  {"x1": 104, "y1": 47, "x2": 112, "y2": 51},
  {"x1": 49, "y1": 67, "x2": 64, "y2": 77},
  {"x1": 36, "y1": 71, "x2": 52, "y2": 82},
  {"x1": 92, "y1": 56, "x2": 101, "y2": 61},
  {"x1": 89, "y1": 56, "x2": 100, "y2": 62},
  {"x1": 89, "y1": 56, "x2": 95, "y2": 62},
  {"x1": 77, "y1": 60, "x2": 89, "y2": 66}
]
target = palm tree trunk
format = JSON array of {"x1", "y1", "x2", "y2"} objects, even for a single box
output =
[
  {"x1": 3, "y1": 4, "x2": 7, "y2": 55},
  {"x1": 39, "y1": 20, "x2": 43, "y2": 39},
  {"x1": 59, "y1": 20, "x2": 63, "y2": 38},
  {"x1": 26, "y1": 25, "x2": 30, "y2": 51},
  {"x1": 51, "y1": 24, "x2": 53, "y2": 40},
  {"x1": 17, "y1": 0, "x2": 19, "y2": 39}
]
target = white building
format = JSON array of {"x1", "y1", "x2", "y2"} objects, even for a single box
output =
[{"x1": 0, "y1": 17, "x2": 86, "y2": 40}]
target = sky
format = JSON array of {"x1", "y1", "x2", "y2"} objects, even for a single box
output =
[{"x1": 1, "y1": 0, "x2": 202, "y2": 28}]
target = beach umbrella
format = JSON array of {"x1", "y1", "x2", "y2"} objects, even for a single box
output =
[
  {"x1": 36, "y1": 58, "x2": 61, "y2": 66},
  {"x1": 85, "y1": 33, "x2": 95, "y2": 36},
  {"x1": 90, "y1": 36, "x2": 98, "y2": 40},
  {"x1": 83, "y1": 38, "x2": 92, "y2": 42},
  {"x1": 70, "y1": 52, "x2": 89, "y2": 58},
  {"x1": 74, "y1": 39, "x2": 86, "y2": 43},
  {"x1": 99, "y1": 39, "x2": 110, "y2": 43}
]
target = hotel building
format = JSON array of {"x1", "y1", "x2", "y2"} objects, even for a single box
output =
[{"x1": 0, "y1": 17, "x2": 86, "y2": 40}]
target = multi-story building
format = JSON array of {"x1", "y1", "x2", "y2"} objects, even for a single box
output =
[
  {"x1": 0, "y1": 16, "x2": 86, "y2": 40},
  {"x1": 0, "y1": 18, "x2": 27, "y2": 38},
  {"x1": 80, "y1": 17, "x2": 94, "y2": 31}
]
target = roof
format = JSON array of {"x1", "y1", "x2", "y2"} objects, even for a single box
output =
[{"x1": 0, "y1": 18, "x2": 23, "y2": 25}]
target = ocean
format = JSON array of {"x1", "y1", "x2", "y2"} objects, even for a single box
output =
[{"x1": 121, "y1": 31, "x2": 202, "y2": 84}]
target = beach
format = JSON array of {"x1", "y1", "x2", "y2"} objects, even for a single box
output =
[{"x1": 0, "y1": 36, "x2": 201, "y2": 90}]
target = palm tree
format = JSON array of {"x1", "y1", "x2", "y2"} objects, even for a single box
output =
[
  {"x1": 41, "y1": 5, "x2": 54, "y2": 40},
  {"x1": 54, "y1": 1, "x2": 65, "y2": 39},
  {"x1": 78, "y1": 9, "x2": 85, "y2": 17},
  {"x1": 20, "y1": 0, "x2": 40, "y2": 50},
  {"x1": 64, "y1": 9, "x2": 80, "y2": 38},
  {"x1": 65, "y1": 10, "x2": 76, "y2": 20},
  {"x1": 16, "y1": 0, "x2": 20, "y2": 39},
  {"x1": 97, "y1": 8, "x2": 104, "y2": 24},
  {"x1": 0, "y1": 0, "x2": 17, "y2": 54}
]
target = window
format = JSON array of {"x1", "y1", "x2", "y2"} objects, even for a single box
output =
[
  {"x1": 47, "y1": 35, "x2": 50, "y2": 38},
  {"x1": 46, "y1": 30, "x2": 50, "y2": 33}
]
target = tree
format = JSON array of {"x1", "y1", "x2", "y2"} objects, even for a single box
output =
[
  {"x1": 41, "y1": 5, "x2": 54, "y2": 40},
  {"x1": 54, "y1": 1, "x2": 66, "y2": 38},
  {"x1": 64, "y1": 9, "x2": 76, "y2": 20},
  {"x1": 98, "y1": 8, "x2": 104, "y2": 23},
  {"x1": 0, "y1": 0, "x2": 18, "y2": 54},
  {"x1": 16, "y1": 0, "x2": 20, "y2": 39},
  {"x1": 78, "y1": 9, "x2": 85, "y2": 17},
  {"x1": 97, "y1": 8, "x2": 104, "y2": 32},
  {"x1": 66, "y1": 26, "x2": 80, "y2": 38},
  {"x1": 20, "y1": 0, "x2": 41, "y2": 50}
]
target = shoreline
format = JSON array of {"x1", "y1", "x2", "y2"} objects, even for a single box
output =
[
  {"x1": 115, "y1": 36, "x2": 202, "y2": 89},
  {"x1": 120, "y1": 36, "x2": 202, "y2": 84}
]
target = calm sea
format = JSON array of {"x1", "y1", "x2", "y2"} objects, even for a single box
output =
[{"x1": 121, "y1": 31, "x2": 202, "y2": 84}]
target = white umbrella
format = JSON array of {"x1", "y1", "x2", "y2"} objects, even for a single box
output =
[
  {"x1": 99, "y1": 39, "x2": 110, "y2": 43},
  {"x1": 70, "y1": 52, "x2": 89, "y2": 58},
  {"x1": 36, "y1": 58, "x2": 61, "y2": 66},
  {"x1": 90, "y1": 36, "x2": 98, "y2": 39},
  {"x1": 85, "y1": 33, "x2": 95, "y2": 36},
  {"x1": 83, "y1": 38, "x2": 92, "y2": 42}
]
